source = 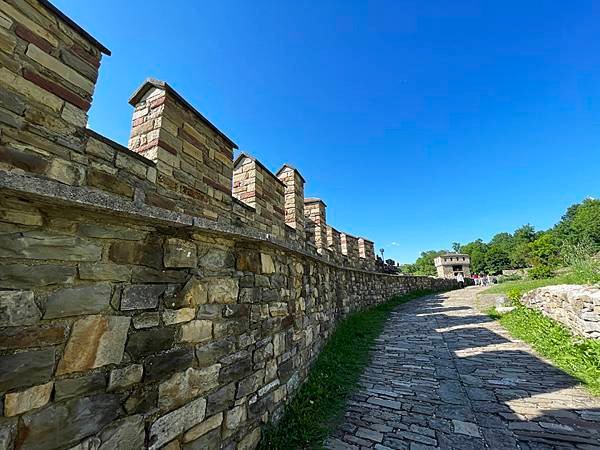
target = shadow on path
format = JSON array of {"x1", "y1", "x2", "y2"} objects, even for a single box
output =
[{"x1": 326, "y1": 288, "x2": 600, "y2": 450}]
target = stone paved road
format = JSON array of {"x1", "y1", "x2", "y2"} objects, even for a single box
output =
[{"x1": 326, "y1": 288, "x2": 600, "y2": 450}]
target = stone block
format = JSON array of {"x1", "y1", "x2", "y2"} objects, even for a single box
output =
[
  {"x1": 206, "y1": 382, "x2": 236, "y2": 416},
  {"x1": 144, "y1": 347, "x2": 195, "y2": 382},
  {"x1": 196, "y1": 338, "x2": 236, "y2": 368},
  {"x1": 0, "y1": 324, "x2": 66, "y2": 350},
  {"x1": 126, "y1": 327, "x2": 175, "y2": 359},
  {"x1": 57, "y1": 315, "x2": 131, "y2": 375},
  {"x1": 109, "y1": 240, "x2": 162, "y2": 268},
  {"x1": 219, "y1": 357, "x2": 252, "y2": 385},
  {"x1": 0, "y1": 290, "x2": 40, "y2": 326},
  {"x1": 19, "y1": 394, "x2": 121, "y2": 449},
  {"x1": 132, "y1": 266, "x2": 187, "y2": 283},
  {"x1": 79, "y1": 263, "x2": 131, "y2": 281},
  {"x1": 236, "y1": 249, "x2": 260, "y2": 272},
  {"x1": 0, "y1": 348, "x2": 55, "y2": 391},
  {"x1": 148, "y1": 397, "x2": 207, "y2": 450},
  {"x1": 181, "y1": 320, "x2": 213, "y2": 343},
  {"x1": 224, "y1": 404, "x2": 246, "y2": 435},
  {"x1": 96, "y1": 414, "x2": 145, "y2": 450},
  {"x1": 236, "y1": 370, "x2": 265, "y2": 398},
  {"x1": 260, "y1": 253, "x2": 275, "y2": 274},
  {"x1": 198, "y1": 247, "x2": 234, "y2": 271},
  {"x1": 208, "y1": 278, "x2": 239, "y2": 304},
  {"x1": 0, "y1": 264, "x2": 76, "y2": 289},
  {"x1": 238, "y1": 427, "x2": 261, "y2": 450},
  {"x1": 121, "y1": 284, "x2": 165, "y2": 310},
  {"x1": 170, "y1": 277, "x2": 208, "y2": 308},
  {"x1": 158, "y1": 364, "x2": 221, "y2": 410},
  {"x1": 164, "y1": 238, "x2": 198, "y2": 268},
  {"x1": 44, "y1": 283, "x2": 112, "y2": 318},
  {"x1": 54, "y1": 373, "x2": 106, "y2": 401},
  {"x1": 183, "y1": 413, "x2": 223, "y2": 443},
  {"x1": 87, "y1": 168, "x2": 134, "y2": 198},
  {"x1": 163, "y1": 308, "x2": 195, "y2": 325},
  {"x1": 0, "y1": 231, "x2": 101, "y2": 261},
  {"x1": 108, "y1": 364, "x2": 144, "y2": 392},
  {"x1": 132, "y1": 312, "x2": 160, "y2": 329},
  {"x1": 4, "y1": 381, "x2": 53, "y2": 416}
]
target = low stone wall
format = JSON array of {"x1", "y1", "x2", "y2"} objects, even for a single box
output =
[{"x1": 521, "y1": 285, "x2": 600, "y2": 339}]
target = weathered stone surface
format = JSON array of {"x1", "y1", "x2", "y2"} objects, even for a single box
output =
[
  {"x1": 54, "y1": 373, "x2": 106, "y2": 401},
  {"x1": 0, "y1": 264, "x2": 76, "y2": 289},
  {"x1": 79, "y1": 224, "x2": 146, "y2": 241},
  {"x1": 0, "y1": 231, "x2": 101, "y2": 261},
  {"x1": 164, "y1": 238, "x2": 197, "y2": 268},
  {"x1": 144, "y1": 347, "x2": 195, "y2": 382},
  {"x1": 148, "y1": 397, "x2": 207, "y2": 450},
  {"x1": 163, "y1": 307, "x2": 195, "y2": 325},
  {"x1": 235, "y1": 249, "x2": 260, "y2": 272},
  {"x1": 0, "y1": 348, "x2": 55, "y2": 391},
  {"x1": 79, "y1": 263, "x2": 130, "y2": 281},
  {"x1": 205, "y1": 382, "x2": 236, "y2": 415},
  {"x1": 108, "y1": 364, "x2": 144, "y2": 392},
  {"x1": 44, "y1": 283, "x2": 112, "y2": 318},
  {"x1": 97, "y1": 414, "x2": 145, "y2": 450},
  {"x1": 269, "y1": 302, "x2": 289, "y2": 317},
  {"x1": 208, "y1": 278, "x2": 238, "y2": 304},
  {"x1": 181, "y1": 320, "x2": 213, "y2": 343},
  {"x1": 121, "y1": 284, "x2": 165, "y2": 310},
  {"x1": 198, "y1": 247, "x2": 233, "y2": 271},
  {"x1": 132, "y1": 312, "x2": 160, "y2": 329},
  {"x1": 0, "y1": 290, "x2": 40, "y2": 326},
  {"x1": 237, "y1": 370, "x2": 265, "y2": 398},
  {"x1": 169, "y1": 277, "x2": 208, "y2": 308},
  {"x1": 196, "y1": 338, "x2": 236, "y2": 367},
  {"x1": 183, "y1": 413, "x2": 223, "y2": 443},
  {"x1": 126, "y1": 327, "x2": 175, "y2": 358},
  {"x1": 109, "y1": 240, "x2": 162, "y2": 268},
  {"x1": 260, "y1": 253, "x2": 275, "y2": 274},
  {"x1": 238, "y1": 427, "x2": 261, "y2": 450},
  {"x1": 224, "y1": 404, "x2": 246, "y2": 432},
  {"x1": 4, "y1": 381, "x2": 53, "y2": 416},
  {"x1": 57, "y1": 315, "x2": 131, "y2": 374},
  {"x1": 0, "y1": 417, "x2": 17, "y2": 450},
  {"x1": 132, "y1": 266, "x2": 187, "y2": 283},
  {"x1": 0, "y1": 324, "x2": 66, "y2": 350},
  {"x1": 19, "y1": 394, "x2": 121, "y2": 449},
  {"x1": 158, "y1": 364, "x2": 221, "y2": 410},
  {"x1": 182, "y1": 428, "x2": 220, "y2": 450}
]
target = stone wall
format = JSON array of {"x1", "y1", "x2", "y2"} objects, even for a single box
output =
[
  {"x1": 0, "y1": 2, "x2": 458, "y2": 449},
  {"x1": 521, "y1": 285, "x2": 600, "y2": 339}
]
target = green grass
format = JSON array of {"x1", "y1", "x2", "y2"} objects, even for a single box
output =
[
  {"x1": 488, "y1": 304, "x2": 600, "y2": 396},
  {"x1": 483, "y1": 274, "x2": 576, "y2": 296},
  {"x1": 257, "y1": 289, "x2": 438, "y2": 450}
]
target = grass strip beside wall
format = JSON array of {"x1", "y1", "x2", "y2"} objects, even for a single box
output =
[
  {"x1": 258, "y1": 289, "x2": 437, "y2": 450},
  {"x1": 488, "y1": 304, "x2": 600, "y2": 396}
]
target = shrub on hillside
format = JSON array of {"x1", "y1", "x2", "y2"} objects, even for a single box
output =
[
  {"x1": 562, "y1": 240, "x2": 600, "y2": 285},
  {"x1": 528, "y1": 264, "x2": 555, "y2": 280}
]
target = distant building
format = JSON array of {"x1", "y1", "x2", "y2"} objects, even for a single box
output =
[{"x1": 434, "y1": 253, "x2": 471, "y2": 279}]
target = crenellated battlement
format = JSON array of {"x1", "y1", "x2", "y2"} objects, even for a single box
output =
[{"x1": 0, "y1": 0, "x2": 377, "y2": 272}]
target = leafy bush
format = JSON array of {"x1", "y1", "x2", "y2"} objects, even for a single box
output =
[
  {"x1": 528, "y1": 264, "x2": 555, "y2": 279},
  {"x1": 562, "y1": 240, "x2": 600, "y2": 285},
  {"x1": 507, "y1": 288, "x2": 523, "y2": 305},
  {"x1": 498, "y1": 274, "x2": 522, "y2": 283}
]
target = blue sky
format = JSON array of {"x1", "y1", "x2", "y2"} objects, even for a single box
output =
[{"x1": 55, "y1": 0, "x2": 600, "y2": 263}]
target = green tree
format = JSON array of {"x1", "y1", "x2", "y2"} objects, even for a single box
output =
[
  {"x1": 571, "y1": 198, "x2": 600, "y2": 248},
  {"x1": 485, "y1": 246, "x2": 510, "y2": 274},
  {"x1": 460, "y1": 239, "x2": 488, "y2": 274},
  {"x1": 412, "y1": 250, "x2": 447, "y2": 276},
  {"x1": 452, "y1": 242, "x2": 461, "y2": 252}
]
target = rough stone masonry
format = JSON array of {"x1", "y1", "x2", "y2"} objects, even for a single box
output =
[{"x1": 0, "y1": 1, "x2": 458, "y2": 449}]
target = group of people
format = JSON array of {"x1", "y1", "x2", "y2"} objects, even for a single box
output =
[
  {"x1": 453, "y1": 272, "x2": 497, "y2": 288},
  {"x1": 472, "y1": 273, "x2": 497, "y2": 286}
]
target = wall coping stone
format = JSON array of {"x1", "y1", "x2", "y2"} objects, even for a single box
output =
[
  {"x1": 39, "y1": 0, "x2": 111, "y2": 54},
  {"x1": 276, "y1": 163, "x2": 305, "y2": 183}
]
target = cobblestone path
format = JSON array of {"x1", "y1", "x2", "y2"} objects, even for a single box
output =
[{"x1": 326, "y1": 288, "x2": 600, "y2": 449}]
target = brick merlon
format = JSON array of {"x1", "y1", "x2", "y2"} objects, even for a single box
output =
[
  {"x1": 233, "y1": 152, "x2": 285, "y2": 187},
  {"x1": 304, "y1": 198, "x2": 327, "y2": 207},
  {"x1": 129, "y1": 78, "x2": 238, "y2": 150},
  {"x1": 275, "y1": 164, "x2": 306, "y2": 183}
]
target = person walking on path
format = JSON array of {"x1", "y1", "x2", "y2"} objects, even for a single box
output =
[{"x1": 456, "y1": 272, "x2": 465, "y2": 288}]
